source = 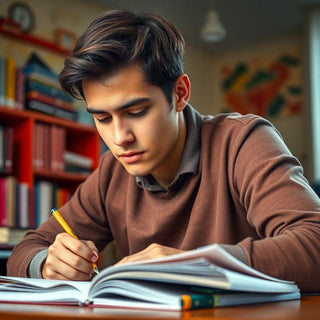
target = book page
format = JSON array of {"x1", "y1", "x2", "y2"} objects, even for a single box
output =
[
  {"x1": 0, "y1": 276, "x2": 90, "y2": 304},
  {"x1": 113, "y1": 243, "x2": 293, "y2": 283},
  {"x1": 90, "y1": 258, "x2": 298, "y2": 294}
]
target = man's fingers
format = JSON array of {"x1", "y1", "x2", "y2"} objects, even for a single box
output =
[
  {"x1": 81, "y1": 239, "x2": 99, "y2": 263},
  {"x1": 116, "y1": 243, "x2": 184, "y2": 265},
  {"x1": 42, "y1": 233, "x2": 98, "y2": 280}
]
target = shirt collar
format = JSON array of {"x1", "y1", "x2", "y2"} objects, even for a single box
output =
[{"x1": 136, "y1": 104, "x2": 202, "y2": 192}]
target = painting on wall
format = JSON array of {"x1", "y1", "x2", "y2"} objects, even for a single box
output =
[{"x1": 220, "y1": 52, "x2": 302, "y2": 118}]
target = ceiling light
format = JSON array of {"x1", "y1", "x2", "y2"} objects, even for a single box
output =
[{"x1": 201, "y1": 10, "x2": 226, "y2": 42}]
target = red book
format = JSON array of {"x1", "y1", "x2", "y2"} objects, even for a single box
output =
[
  {"x1": 43, "y1": 124, "x2": 51, "y2": 171},
  {"x1": 27, "y1": 91, "x2": 75, "y2": 112},
  {"x1": 50, "y1": 125, "x2": 59, "y2": 172},
  {"x1": 15, "y1": 67, "x2": 25, "y2": 109},
  {"x1": 3, "y1": 126, "x2": 14, "y2": 174},
  {"x1": 58, "y1": 127, "x2": 66, "y2": 172},
  {"x1": 33, "y1": 123, "x2": 44, "y2": 169},
  {"x1": 0, "y1": 178, "x2": 6, "y2": 226}
]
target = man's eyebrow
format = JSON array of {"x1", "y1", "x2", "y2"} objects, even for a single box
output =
[{"x1": 87, "y1": 97, "x2": 151, "y2": 114}]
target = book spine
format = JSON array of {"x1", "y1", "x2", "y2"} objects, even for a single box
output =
[
  {"x1": 15, "y1": 67, "x2": 25, "y2": 109},
  {"x1": 181, "y1": 294, "x2": 216, "y2": 310},
  {"x1": 59, "y1": 127, "x2": 66, "y2": 172},
  {"x1": 3, "y1": 127, "x2": 14, "y2": 174},
  {"x1": 50, "y1": 125, "x2": 60, "y2": 172},
  {"x1": 26, "y1": 79, "x2": 73, "y2": 103},
  {"x1": 64, "y1": 151, "x2": 93, "y2": 169},
  {"x1": 35, "y1": 180, "x2": 53, "y2": 226},
  {"x1": 5, "y1": 57, "x2": 16, "y2": 108},
  {"x1": 6, "y1": 176, "x2": 17, "y2": 227},
  {"x1": 26, "y1": 99, "x2": 76, "y2": 121},
  {"x1": 0, "y1": 57, "x2": 6, "y2": 105},
  {"x1": 43, "y1": 124, "x2": 51, "y2": 171},
  {"x1": 27, "y1": 99, "x2": 56, "y2": 116},
  {"x1": 0, "y1": 178, "x2": 6, "y2": 226},
  {"x1": 16, "y1": 183, "x2": 29, "y2": 228},
  {"x1": 27, "y1": 91, "x2": 75, "y2": 111},
  {"x1": 0, "y1": 125, "x2": 4, "y2": 170},
  {"x1": 25, "y1": 71, "x2": 60, "y2": 89}
]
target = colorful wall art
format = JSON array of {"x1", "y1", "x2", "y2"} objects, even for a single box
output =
[{"x1": 220, "y1": 52, "x2": 302, "y2": 118}]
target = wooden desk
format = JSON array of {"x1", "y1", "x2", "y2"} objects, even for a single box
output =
[{"x1": 0, "y1": 295, "x2": 319, "y2": 320}]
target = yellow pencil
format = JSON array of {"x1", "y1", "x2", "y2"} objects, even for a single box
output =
[{"x1": 51, "y1": 208, "x2": 99, "y2": 275}]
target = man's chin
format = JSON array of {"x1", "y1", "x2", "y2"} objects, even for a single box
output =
[{"x1": 122, "y1": 165, "x2": 151, "y2": 177}]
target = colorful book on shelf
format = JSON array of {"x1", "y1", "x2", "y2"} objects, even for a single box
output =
[
  {"x1": 0, "y1": 176, "x2": 27, "y2": 229},
  {"x1": 27, "y1": 91, "x2": 75, "y2": 112},
  {"x1": 50, "y1": 125, "x2": 65, "y2": 172},
  {"x1": 23, "y1": 53, "x2": 60, "y2": 84},
  {"x1": 26, "y1": 80, "x2": 73, "y2": 104},
  {"x1": 52, "y1": 186, "x2": 71, "y2": 210},
  {"x1": 64, "y1": 151, "x2": 93, "y2": 169},
  {"x1": 15, "y1": 183, "x2": 29, "y2": 229},
  {"x1": 34, "y1": 180, "x2": 52, "y2": 226},
  {"x1": 14, "y1": 67, "x2": 25, "y2": 110},
  {"x1": 0, "y1": 244, "x2": 300, "y2": 310},
  {"x1": 42, "y1": 124, "x2": 51, "y2": 171},
  {"x1": 34, "y1": 181, "x2": 72, "y2": 227},
  {"x1": 32, "y1": 122, "x2": 44, "y2": 169},
  {"x1": 5, "y1": 57, "x2": 16, "y2": 108},
  {"x1": 0, "y1": 178, "x2": 6, "y2": 226},
  {"x1": 5, "y1": 176, "x2": 17, "y2": 228},
  {"x1": 26, "y1": 98, "x2": 76, "y2": 121},
  {"x1": 0, "y1": 125, "x2": 3, "y2": 170},
  {"x1": 24, "y1": 71, "x2": 61, "y2": 90},
  {"x1": 0, "y1": 126, "x2": 14, "y2": 174},
  {"x1": 0, "y1": 57, "x2": 6, "y2": 106},
  {"x1": 34, "y1": 182, "x2": 72, "y2": 226},
  {"x1": 33, "y1": 123, "x2": 66, "y2": 172},
  {"x1": 0, "y1": 227, "x2": 28, "y2": 245}
]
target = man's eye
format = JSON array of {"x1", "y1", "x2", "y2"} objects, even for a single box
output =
[
  {"x1": 129, "y1": 108, "x2": 148, "y2": 117},
  {"x1": 94, "y1": 115, "x2": 111, "y2": 123}
]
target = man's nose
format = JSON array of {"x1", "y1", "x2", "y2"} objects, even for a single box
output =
[{"x1": 113, "y1": 120, "x2": 134, "y2": 146}]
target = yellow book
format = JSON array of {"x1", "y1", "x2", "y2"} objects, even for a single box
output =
[{"x1": 5, "y1": 58, "x2": 16, "y2": 108}]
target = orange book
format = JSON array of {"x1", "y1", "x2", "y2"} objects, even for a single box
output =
[{"x1": 5, "y1": 57, "x2": 16, "y2": 108}]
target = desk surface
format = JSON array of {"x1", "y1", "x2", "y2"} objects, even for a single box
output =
[{"x1": 0, "y1": 295, "x2": 319, "y2": 320}]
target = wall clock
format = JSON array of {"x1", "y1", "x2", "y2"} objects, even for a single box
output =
[{"x1": 8, "y1": 2, "x2": 35, "y2": 33}]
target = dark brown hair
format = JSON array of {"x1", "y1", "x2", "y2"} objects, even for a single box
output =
[{"x1": 59, "y1": 9, "x2": 185, "y2": 103}]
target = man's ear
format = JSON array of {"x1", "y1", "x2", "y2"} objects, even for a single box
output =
[{"x1": 174, "y1": 74, "x2": 191, "y2": 112}]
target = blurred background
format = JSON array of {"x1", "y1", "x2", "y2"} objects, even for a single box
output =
[{"x1": 1, "y1": 0, "x2": 320, "y2": 183}]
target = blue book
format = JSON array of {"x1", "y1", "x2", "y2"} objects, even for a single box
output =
[{"x1": 26, "y1": 80, "x2": 73, "y2": 103}]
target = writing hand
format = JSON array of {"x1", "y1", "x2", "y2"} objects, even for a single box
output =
[
  {"x1": 42, "y1": 233, "x2": 99, "y2": 280},
  {"x1": 115, "y1": 243, "x2": 184, "y2": 265}
]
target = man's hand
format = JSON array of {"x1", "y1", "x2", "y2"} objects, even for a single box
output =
[
  {"x1": 42, "y1": 233, "x2": 99, "y2": 280},
  {"x1": 116, "y1": 243, "x2": 184, "y2": 265}
]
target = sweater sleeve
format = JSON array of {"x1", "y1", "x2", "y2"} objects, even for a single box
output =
[
  {"x1": 231, "y1": 118, "x2": 320, "y2": 292},
  {"x1": 7, "y1": 153, "x2": 114, "y2": 277}
]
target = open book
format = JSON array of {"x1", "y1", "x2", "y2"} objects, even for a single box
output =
[{"x1": 0, "y1": 244, "x2": 300, "y2": 311}]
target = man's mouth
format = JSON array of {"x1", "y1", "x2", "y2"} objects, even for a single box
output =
[{"x1": 119, "y1": 151, "x2": 144, "y2": 164}]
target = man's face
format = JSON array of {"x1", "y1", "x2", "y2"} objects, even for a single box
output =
[{"x1": 83, "y1": 64, "x2": 188, "y2": 187}]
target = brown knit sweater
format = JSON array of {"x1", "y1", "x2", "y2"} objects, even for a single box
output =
[{"x1": 7, "y1": 109, "x2": 320, "y2": 292}]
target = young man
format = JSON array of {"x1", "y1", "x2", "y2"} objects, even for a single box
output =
[{"x1": 7, "y1": 10, "x2": 320, "y2": 292}]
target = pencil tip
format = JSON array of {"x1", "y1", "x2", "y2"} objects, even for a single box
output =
[{"x1": 94, "y1": 267, "x2": 100, "y2": 275}]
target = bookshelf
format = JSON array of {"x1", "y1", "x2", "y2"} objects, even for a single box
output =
[
  {"x1": 0, "y1": 17, "x2": 70, "y2": 55},
  {"x1": 0, "y1": 106, "x2": 100, "y2": 227},
  {"x1": 0, "y1": 16, "x2": 101, "y2": 272}
]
